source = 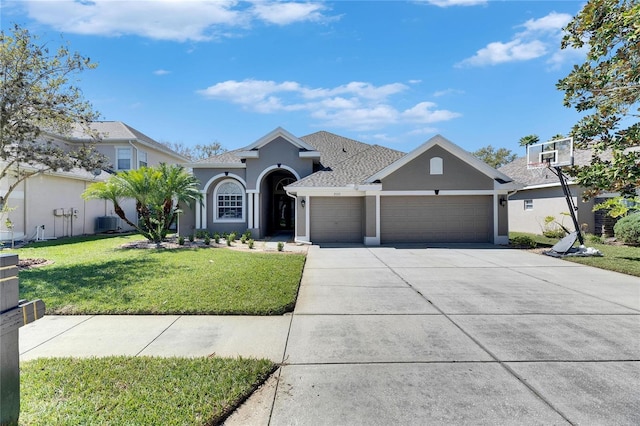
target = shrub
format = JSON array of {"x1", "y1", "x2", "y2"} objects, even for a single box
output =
[
  {"x1": 248, "y1": 239, "x2": 254, "y2": 249},
  {"x1": 195, "y1": 229, "x2": 209, "y2": 239},
  {"x1": 240, "y1": 234, "x2": 247, "y2": 244},
  {"x1": 277, "y1": 241, "x2": 284, "y2": 252},
  {"x1": 585, "y1": 233, "x2": 604, "y2": 244},
  {"x1": 541, "y1": 215, "x2": 567, "y2": 239},
  {"x1": 242, "y1": 230, "x2": 252, "y2": 240},
  {"x1": 178, "y1": 235, "x2": 185, "y2": 246},
  {"x1": 510, "y1": 235, "x2": 537, "y2": 249},
  {"x1": 188, "y1": 234, "x2": 194, "y2": 242},
  {"x1": 542, "y1": 228, "x2": 567, "y2": 239},
  {"x1": 213, "y1": 233, "x2": 220, "y2": 244},
  {"x1": 226, "y1": 237, "x2": 232, "y2": 247},
  {"x1": 203, "y1": 235, "x2": 210, "y2": 245},
  {"x1": 229, "y1": 232, "x2": 237, "y2": 242},
  {"x1": 614, "y1": 213, "x2": 640, "y2": 245}
]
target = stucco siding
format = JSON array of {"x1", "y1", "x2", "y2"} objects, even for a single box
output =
[
  {"x1": 382, "y1": 145, "x2": 493, "y2": 191},
  {"x1": 364, "y1": 195, "x2": 377, "y2": 237},
  {"x1": 508, "y1": 185, "x2": 594, "y2": 235},
  {"x1": 244, "y1": 137, "x2": 314, "y2": 190}
]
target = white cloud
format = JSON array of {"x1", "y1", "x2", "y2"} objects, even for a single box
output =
[
  {"x1": 458, "y1": 39, "x2": 546, "y2": 67},
  {"x1": 250, "y1": 1, "x2": 329, "y2": 26},
  {"x1": 457, "y1": 11, "x2": 576, "y2": 68},
  {"x1": 520, "y1": 12, "x2": 572, "y2": 34},
  {"x1": 153, "y1": 69, "x2": 171, "y2": 76},
  {"x1": 433, "y1": 88, "x2": 464, "y2": 97},
  {"x1": 22, "y1": 0, "x2": 334, "y2": 42},
  {"x1": 198, "y1": 79, "x2": 461, "y2": 130}
]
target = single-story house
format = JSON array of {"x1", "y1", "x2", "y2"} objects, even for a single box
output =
[
  {"x1": 1, "y1": 121, "x2": 187, "y2": 243},
  {"x1": 498, "y1": 150, "x2": 617, "y2": 237},
  {"x1": 181, "y1": 127, "x2": 520, "y2": 245}
]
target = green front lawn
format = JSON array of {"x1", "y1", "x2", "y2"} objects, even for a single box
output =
[
  {"x1": 12, "y1": 234, "x2": 305, "y2": 315},
  {"x1": 20, "y1": 356, "x2": 275, "y2": 425},
  {"x1": 510, "y1": 232, "x2": 640, "y2": 277}
]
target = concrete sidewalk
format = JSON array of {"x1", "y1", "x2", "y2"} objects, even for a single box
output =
[{"x1": 19, "y1": 245, "x2": 640, "y2": 425}]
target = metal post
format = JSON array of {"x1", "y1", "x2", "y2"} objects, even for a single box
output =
[
  {"x1": 0, "y1": 254, "x2": 20, "y2": 424},
  {"x1": 552, "y1": 167, "x2": 585, "y2": 246}
]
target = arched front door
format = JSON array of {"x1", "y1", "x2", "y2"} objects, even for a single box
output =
[{"x1": 264, "y1": 171, "x2": 296, "y2": 235}]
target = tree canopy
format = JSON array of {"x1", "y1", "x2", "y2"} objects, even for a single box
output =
[
  {"x1": 0, "y1": 24, "x2": 106, "y2": 207},
  {"x1": 83, "y1": 163, "x2": 202, "y2": 243},
  {"x1": 472, "y1": 145, "x2": 517, "y2": 168},
  {"x1": 518, "y1": 134, "x2": 540, "y2": 147},
  {"x1": 557, "y1": 0, "x2": 640, "y2": 198},
  {"x1": 161, "y1": 141, "x2": 226, "y2": 161}
]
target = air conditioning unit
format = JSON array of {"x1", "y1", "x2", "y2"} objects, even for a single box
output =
[{"x1": 96, "y1": 216, "x2": 119, "y2": 233}]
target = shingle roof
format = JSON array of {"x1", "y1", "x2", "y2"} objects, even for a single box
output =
[
  {"x1": 198, "y1": 149, "x2": 244, "y2": 164},
  {"x1": 498, "y1": 149, "x2": 605, "y2": 187},
  {"x1": 300, "y1": 131, "x2": 374, "y2": 169},
  {"x1": 289, "y1": 143, "x2": 406, "y2": 188}
]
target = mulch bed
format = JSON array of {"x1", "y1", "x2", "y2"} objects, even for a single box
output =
[{"x1": 18, "y1": 258, "x2": 53, "y2": 270}]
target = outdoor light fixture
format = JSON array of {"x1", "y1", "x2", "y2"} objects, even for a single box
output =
[
  {"x1": 224, "y1": 171, "x2": 229, "y2": 176},
  {"x1": 301, "y1": 199, "x2": 306, "y2": 208},
  {"x1": 434, "y1": 189, "x2": 440, "y2": 195},
  {"x1": 499, "y1": 196, "x2": 507, "y2": 207},
  {"x1": 277, "y1": 163, "x2": 282, "y2": 168}
]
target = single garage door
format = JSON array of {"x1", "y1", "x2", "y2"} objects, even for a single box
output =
[
  {"x1": 380, "y1": 196, "x2": 492, "y2": 243},
  {"x1": 310, "y1": 197, "x2": 363, "y2": 243}
]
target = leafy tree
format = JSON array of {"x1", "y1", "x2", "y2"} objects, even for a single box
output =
[
  {"x1": 83, "y1": 164, "x2": 202, "y2": 243},
  {"x1": 161, "y1": 141, "x2": 226, "y2": 161},
  {"x1": 557, "y1": 0, "x2": 640, "y2": 198},
  {"x1": 593, "y1": 195, "x2": 639, "y2": 218},
  {"x1": 0, "y1": 24, "x2": 107, "y2": 208},
  {"x1": 518, "y1": 134, "x2": 540, "y2": 147},
  {"x1": 472, "y1": 145, "x2": 518, "y2": 168}
]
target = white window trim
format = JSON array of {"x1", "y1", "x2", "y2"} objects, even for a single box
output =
[
  {"x1": 138, "y1": 150, "x2": 148, "y2": 168},
  {"x1": 116, "y1": 147, "x2": 132, "y2": 171},
  {"x1": 524, "y1": 199, "x2": 534, "y2": 211},
  {"x1": 213, "y1": 179, "x2": 246, "y2": 223},
  {"x1": 430, "y1": 157, "x2": 443, "y2": 175}
]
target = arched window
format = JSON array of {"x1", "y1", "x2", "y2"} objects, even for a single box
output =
[
  {"x1": 214, "y1": 180, "x2": 245, "y2": 222},
  {"x1": 430, "y1": 157, "x2": 443, "y2": 175}
]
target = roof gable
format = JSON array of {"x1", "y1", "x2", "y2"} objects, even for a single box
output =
[
  {"x1": 239, "y1": 127, "x2": 318, "y2": 153},
  {"x1": 366, "y1": 134, "x2": 514, "y2": 184}
]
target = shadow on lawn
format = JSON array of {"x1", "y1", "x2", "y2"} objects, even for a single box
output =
[{"x1": 19, "y1": 257, "x2": 158, "y2": 312}]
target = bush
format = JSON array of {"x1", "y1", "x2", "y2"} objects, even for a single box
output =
[
  {"x1": 585, "y1": 233, "x2": 605, "y2": 244},
  {"x1": 277, "y1": 242, "x2": 284, "y2": 252},
  {"x1": 240, "y1": 235, "x2": 247, "y2": 244},
  {"x1": 213, "y1": 233, "x2": 220, "y2": 244},
  {"x1": 542, "y1": 228, "x2": 567, "y2": 239},
  {"x1": 510, "y1": 235, "x2": 537, "y2": 248},
  {"x1": 229, "y1": 232, "x2": 237, "y2": 242},
  {"x1": 195, "y1": 229, "x2": 209, "y2": 239},
  {"x1": 203, "y1": 235, "x2": 210, "y2": 245},
  {"x1": 248, "y1": 239, "x2": 254, "y2": 249},
  {"x1": 226, "y1": 237, "x2": 232, "y2": 247},
  {"x1": 614, "y1": 213, "x2": 640, "y2": 245},
  {"x1": 188, "y1": 234, "x2": 194, "y2": 242},
  {"x1": 242, "y1": 230, "x2": 252, "y2": 240},
  {"x1": 178, "y1": 235, "x2": 185, "y2": 246}
]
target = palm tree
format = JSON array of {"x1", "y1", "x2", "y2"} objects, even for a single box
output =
[{"x1": 83, "y1": 164, "x2": 202, "y2": 242}]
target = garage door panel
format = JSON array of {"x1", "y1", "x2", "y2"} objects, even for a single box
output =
[
  {"x1": 381, "y1": 196, "x2": 491, "y2": 243},
  {"x1": 311, "y1": 197, "x2": 363, "y2": 243}
]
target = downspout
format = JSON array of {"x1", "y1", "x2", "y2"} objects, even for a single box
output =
[{"x1": 127, "y1": 140, "x2": 138, "y2": 169}]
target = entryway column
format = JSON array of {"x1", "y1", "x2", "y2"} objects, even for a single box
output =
[
  {"x1": 247, "y1": 192, "x2": 254, "y2": 229},
  {"x1": 254, "y1": 192, "x2": 260, "y2": 229},
  {"x1": 201, "y1": 192, "x2": 208, "y2": 229}
]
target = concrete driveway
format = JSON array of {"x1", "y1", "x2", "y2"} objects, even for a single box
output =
[{"x1": 229, "y1": 244, "x2": 640, "y2": 425}]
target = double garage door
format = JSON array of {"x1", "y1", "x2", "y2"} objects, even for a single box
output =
[
  {"x1": 381, "y1": 196, "x2": 492, "y2": 243},
  {"x1": 309, "y1": 195, "x2": 492, "y2": 244}
]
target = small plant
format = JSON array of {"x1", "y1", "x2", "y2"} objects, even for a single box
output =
[
  {"x1": 188, "y1": 234, "x2": 194, "y2": 242},
  {"x1": 510, "y1": 235, "x2": 537, "y2": 248},
  {"x1": 613, "y1": 213, "x2": 640, "y2": 245},
  {"x1": 242, "y1": 230, "x2": 252, "y2": 240},
  {"x1": 226, "y1": 237, "x2": 232, "y2": 246},
  {"x1": 213, "y1": 233, "x2": 220, "y2": 244},
  {"x1": 248, "y1": 239, "x2": 254, "y2": 249},
  {"x1": 277, "y1": 241, "x2": 284, "y2": 252},
  {"x1": 203, "y1": 235, "x2": 211, "y2": 245},
  {"x1": 178, "y1": 235, "x2": 185, "y2": 246},
  {"x1": 585, "y1": 233, "x2": 605, "y2": 244},
  {"x1": 240, "y1": 234, "x2": 247, "y2": 244},
  {"x1": 229, "y1": 232, "x2": 237, "y2": 242},
  {"x1": 195, "y1": 229, "x2": 209, "y2": 239},
  {"x1": 541, "y1": 215, "x2": 567, "y2": 239}
]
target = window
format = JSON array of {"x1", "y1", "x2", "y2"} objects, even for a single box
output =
[
  {"x1": 138, "y1": 151, "x2": 148, "y2": 168},
  {"x1": 524, "y1": 199, "x2": 534, "y2": 211},
  {"x1": 117, "y1": 148, "x2": 131, "y2": 170},
  {"x1": 214, "y1": 180, "x2": 244, "y2": 222},
  {"x1": 430, "y1": 157, "x2": 443, "y2": 175}
]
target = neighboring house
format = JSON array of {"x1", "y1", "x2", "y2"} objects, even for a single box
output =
[
  {"x1": 1, "y1": 121, "x2": 187, "y2": 243},
  {"x1": 498, "y1": 149, "x2": 617, "y2": 237},
  {"x1": 182, "y1": 127, "x2": 519, "y2": 245}
]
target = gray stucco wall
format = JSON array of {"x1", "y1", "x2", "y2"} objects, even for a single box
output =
[
  {"x1": 508, "y1": 185, "x2": 595, "y2": 235},
  {"x1": 244, "y1": 137, "x2": 314, "y2": 190},
  {"x1": 364, "y1": 196, "x2": 376, "y2": 237},
  {"x1": 498, "y1": 197, "x2": 509, "y2": 236},
  {"x1": 382, "y1": 145, "x2": 493, "y2": 191},
  {"x1": 295, "y1": 196, "x2": 307, "y2": 238}
]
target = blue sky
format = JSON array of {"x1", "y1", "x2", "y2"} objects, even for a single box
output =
[{"x1": 1, "y1": 0, "x2": 588, "y2": 156}]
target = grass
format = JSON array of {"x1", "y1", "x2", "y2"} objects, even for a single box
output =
[
  {"x1": 11, "y1": 234, "x2": 306, "y2": 315},
  {"x1": 510, "y1": 232, "x2": 640, "y2": 277},
  {"x1": 20, "y1": 356, "x2": 276, "y2": 425}
]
